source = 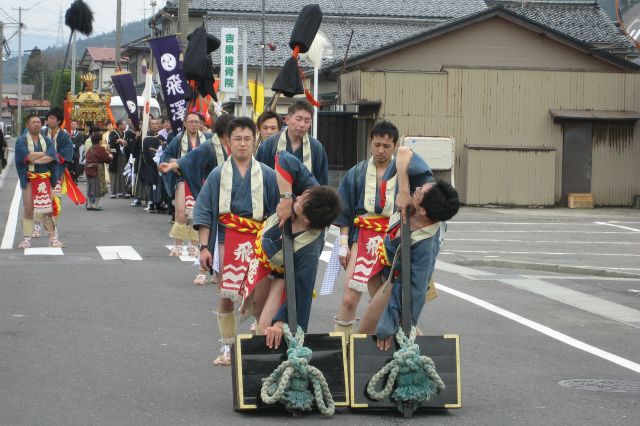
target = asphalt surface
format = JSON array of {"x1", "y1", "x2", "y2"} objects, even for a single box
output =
[{"x1": 1, "y1": 146, "x2": 639, "y2": 425}]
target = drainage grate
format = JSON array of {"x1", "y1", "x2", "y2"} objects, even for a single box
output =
[{"x1": 558, "y1": 379, "x2": 640, "y2": 393}]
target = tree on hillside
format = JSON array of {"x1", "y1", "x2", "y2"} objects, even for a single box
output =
[
  {"x1": 23, "y1": 48, "x2": 49, "y2": 99},
  {"x1": 49, "y1": 70, "x2": 82, "y2": 109}
]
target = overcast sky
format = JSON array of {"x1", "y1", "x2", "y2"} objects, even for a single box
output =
[{"x1": 1, "y1": 0, "x2": 168, "y2": 58}]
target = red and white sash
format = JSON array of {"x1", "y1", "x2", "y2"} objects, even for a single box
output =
[
  {"x1": 219, "y1": 213, "x2": 263, "y2": 301},
  {"x1": 28, "y1": 172, "x2": 57, "y2": 215}
]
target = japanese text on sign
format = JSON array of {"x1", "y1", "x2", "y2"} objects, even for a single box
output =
[{"x1": 220, "y1": 28, "x2": 238, "y2": 93}]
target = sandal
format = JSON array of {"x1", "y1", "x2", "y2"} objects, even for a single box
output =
[
  {"x1": 17, "y1": 238, "x2": 31, "y2": 249},
  {"x1": 193, "y1": 273, "x2": 207, "y2": 286},
  {"x1": 187, "y1": 245, "x2": 199, "y2": 257},
  {"x1": 31, "y1": 224, "x2": 42, "y2": 238},
  {"x1": 169, "y1": 245, "x2": 183, "y2": 256},
  {"x1": 49, "y1": 237, "x2": 65, "y2": 248},
  {"x1": 212, "y1": 345, "x2": 232, "y2": 366}
]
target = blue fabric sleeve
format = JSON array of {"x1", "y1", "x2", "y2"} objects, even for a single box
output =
[
  {"x1": 311, "y1": 138, "x2": 329, "y2": 185},
  {"x1": 276, "y1": 150, "x2": 318, "y2": 194},
  {"x1": 375, "y1": 228, "x2": 441, "y2": 339},
  {"x1": 192, "y1": 167, "x2": 220, "y2": 247},
  {"x1": 255, "y1": 134, "x2": 277, "y2": 169},
  {"x1": 162, "y1": 133, "x2": 181, "y2": 162}
]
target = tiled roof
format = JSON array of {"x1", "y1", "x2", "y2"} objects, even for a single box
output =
[
  {"x1": 174, "y1": 0, "x2": 488, "y2": 18},
  {"x1": 201, "y1": 0, "x2": 636, "y2": 70},
  {"x1": 205, "y1": 14, "x2": 435, "y2": 68},
  {"x1": 86, "y1": 47, "x2": 129, "y2": 62},
  {"x1": 486, "y1": 0, "x2": 635, "y2": 49}
]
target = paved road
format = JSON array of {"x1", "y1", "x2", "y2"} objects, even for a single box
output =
[{"x1": 1, "y1": 151, "x2": 639, "y2": 425}]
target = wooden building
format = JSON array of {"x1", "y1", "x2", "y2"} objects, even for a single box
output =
[{"x1": 336, "y1": 4, "x2": 640, "y2": 206}]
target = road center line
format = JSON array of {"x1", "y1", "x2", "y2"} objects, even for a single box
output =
[
  {"x1": 1, "y1": 181, "x2": 21, "y2": 250},
  {"x1": 435, "y1": 282, "x2": 640, "y2": 374},
  {"x1": 594, "y1": 222, "x2": 640, "y2": 233}
]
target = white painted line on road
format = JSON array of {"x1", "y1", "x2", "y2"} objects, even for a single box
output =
[
  {"x1": 97, "y1": 246, "x2": 142, "y2": 260},
  {"x1": 444, "y1": 249, "x2": 640, "y2": 257},
  {"x1": 446, "y1": 238, "x2": 640, "y2": 245},
  {"x1": 630, "y1": 29, "x2": 637, "y2": 38},
  {"x1": 448, "y1": 230, "x2": 632, "y2": 234},
  {"x1": 594, "y1": 221, "x2": 640, "y2": 233},
  {"x1": 1, "y1": 182, "x2": 22, "y2": 250},
  {"x1": 449, "y1": 222, "x2": 599, "y2": 226},
  {"x1": 0, "y1": 149, "x2": 14, "y2": 189},
  {"x1": 179, "y1": 255, "x2": 198, "y2": 262},
  {"x1": 435, "y1": 282, "x2": 640, "y2": 374},
  {"x1": 24, "y1": 247, "x2": 64, "y2": 256}
]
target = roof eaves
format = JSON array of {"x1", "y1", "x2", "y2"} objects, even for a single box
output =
[{"x1": 325, "y1": 5, "x2": 640, "y2": 72}]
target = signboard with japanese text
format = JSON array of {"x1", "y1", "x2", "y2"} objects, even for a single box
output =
[
  {"x1": 220, "y1": 28, "x2": 238, "y2": 93},
  {"x1": 149, "y1": 35, "x2": 186, "y2": 133}
]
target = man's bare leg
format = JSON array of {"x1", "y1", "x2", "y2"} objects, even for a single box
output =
[
  {"x1": 169, "y1": 182, "x2": 187, "y2": 256},
  {"x1": 334, "y1": 243, "x2": 362, "y2": 339},
  {"x1": 18, "y1": 184, "x2": 34, "y2": 248},
  {"x1": 358, "y1": 277, "x2": 394, "y2": 335}
]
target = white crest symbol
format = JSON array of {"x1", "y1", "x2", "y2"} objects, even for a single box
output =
[
  {"x1": 126, "y1": 101, "x2": 137, "y2": 113},
  {"x1": 234, "y1": 242, "x2": 254, "y2": 264},
  {"x1": 366, "y1": 236, "x2": 383, "y2": 256},
  {"x1": 160, "y1": 53, "x2": 176, "y2": 71}
]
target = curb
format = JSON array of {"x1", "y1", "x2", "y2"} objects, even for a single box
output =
[{"x1": 453, "y1": 259, "x2": 640, "y2": 279}]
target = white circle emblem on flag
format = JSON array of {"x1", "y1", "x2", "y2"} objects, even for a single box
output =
[
  {"x1": 127, "y1": 101, "x2": 137, "y2": 114},
  {"x1": 160, "y1": 53, "x2": 176, "y2": 71}
]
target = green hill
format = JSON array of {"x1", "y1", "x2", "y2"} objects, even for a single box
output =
[{"x1": 2, "y1": 19, "x2": 148, "y2": 84}]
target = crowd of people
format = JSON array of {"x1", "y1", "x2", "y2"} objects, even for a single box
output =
[{"x1": 13, "y1": 99, "x2": 460, "y2": 366}]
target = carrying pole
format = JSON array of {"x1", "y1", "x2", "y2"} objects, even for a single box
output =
[
  {"x1": 401, "y1": 208, "x2": 412, "y2": 334},
  {"x1": 282, "y1": 219, "x2": 298, "y2": 331}
]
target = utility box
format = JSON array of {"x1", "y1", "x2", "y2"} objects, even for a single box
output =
[{"x1": 401, "y1": 136, "x2": 455, "y2": 186}]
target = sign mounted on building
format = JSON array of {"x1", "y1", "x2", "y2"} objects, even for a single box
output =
[
  {"x1": 402, "y1": 136, "x2": 456, "y2": 186},
  {"x1": 220, "y1": 28, "x2": 239, "y2": 94}
]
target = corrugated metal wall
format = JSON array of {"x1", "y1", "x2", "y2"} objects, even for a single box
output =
[
  {"x1": 464, "y1": 147, "x2": 556, "y2": 205},
  {"x1": 341, "y1": 68, "x2": 640, "y2": 205}
]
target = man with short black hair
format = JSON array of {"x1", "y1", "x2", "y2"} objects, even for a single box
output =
[
  {"x1": 193, "y1": 117, "x2": 279, "y2": 365},
  {"x1": 357, "y1": 146, "x2": 460, "y2": 351},
  {"x1": 255, "y1": 110, "x2": 282, "y2": 151},
  {"x1": 255, "y1": 99, "x2": 328, "y2": 185},
  {"x1": 332, "y1": 120, "x2": 400, "y2": 340},
  {"x1": 158, "y1": 113, "x2": 234, "y2": 285},
  {"x1": 108, "y1": 119, "x2": 130, "y2": 198},
  {"x1": 244, "y1": 151, "x2": 342, "y2": 349},
  {"x1": 15, "y1": 114, "x2": 63, "y2": 248},
  {"x1": 161, "y1": 112, "x2": 208, "y2": 257}
]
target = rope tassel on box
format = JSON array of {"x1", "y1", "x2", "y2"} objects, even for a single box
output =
[
  {"x1": 260, "y1": 324, "x2": 335, "y2": 416},
  {"x1": 366, "y1": 326, "x2": 446, "y2": 414}
]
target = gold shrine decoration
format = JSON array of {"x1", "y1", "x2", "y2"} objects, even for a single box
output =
[{"x1": 68, "y1": 72, "x2": 111, "y2": 129}]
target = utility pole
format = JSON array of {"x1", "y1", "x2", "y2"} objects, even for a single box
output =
[
  {"x1": 71, "y1": 32, "x2": 77, "y2": 94},
  {"x1": 178, "y1": 0, "x2": 188, "y2": 49},
  {"x1": 17, "y1": 7, "x2": 23, "y2": 136},
  {"x1": 0, "y1": 21, "x2": 4, "y2": 108},
  {"x1": 261, "y1": 0, "x2": 265, "y2": 84},
  {"x1": 115, "y1": 0, "x2": 122, "y2": 67}
]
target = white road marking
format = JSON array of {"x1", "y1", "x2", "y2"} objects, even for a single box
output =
[
  {"x1": 443, "y1": 249, "x2": 640, "y2": 257},
  {"x1": 448, "y1": 230, "x2": 631, "y2": 234},
  {"x1": 446, "y1": 238, "x2": 640, "y2": 245},
  {"x1": 595, "y1": 221, "x2": 640, "y2": 233},
  {"x1": 165, "y1": 245, "x2": 198, "y2": 261},
  {"x1": 97, "y1": 246, "x2": 142, "y2": 260},
  {"x1": 437, "y1": 261, "x2": 640, "y2": 327},
  {"x1": 630, "y1": 29, "x2": 638, "y2": 38},
  {"x1": 1, "y1": 182, "x2": 21, "y2": 249},
  {"x1": 435, "y1": 282, "x2": 640, "y2": 374},
  {"x1": 449, "y1": 221, "x2": 600, "y2": 226},
  {"x1": 24, "y1": 247, "x2": 64, "y2": 256}
]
